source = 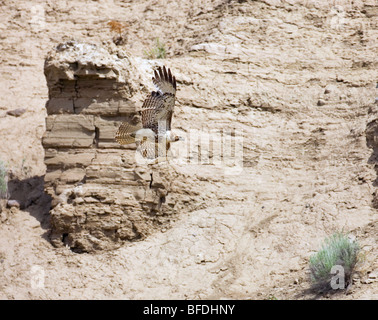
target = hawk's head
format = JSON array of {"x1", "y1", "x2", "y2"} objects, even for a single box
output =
[
  {"x1": 164, "y1": 130, "x2": 184, "y2": 142},
  {"x1": 173, "y1": 135, "x2": 184, "y2": 142}
]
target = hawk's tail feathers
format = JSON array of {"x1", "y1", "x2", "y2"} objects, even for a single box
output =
[
  {"x1": 115, "y1": 122, "x2": 142, "y2": 145},
  {"x1": 138, "y1": 139, "x2": 170, "y2": 160}
]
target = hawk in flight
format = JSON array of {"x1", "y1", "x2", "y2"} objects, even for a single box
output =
[{"x1": 115, "y1": 66, "x2": 183, "y2": 160}]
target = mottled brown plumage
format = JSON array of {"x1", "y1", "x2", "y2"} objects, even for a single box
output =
[{"x1": 115, "y1": 66, "x2": 180, "y2": 160}]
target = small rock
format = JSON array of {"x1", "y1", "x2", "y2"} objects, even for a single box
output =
[
  {"x1": 30, "y1": 219, "x2": 41, "y2": 229},
  {"x1": 317, "y1": 99, "x2": 326, "y2": 106},
  {"x1": 324, "y1": 85, "x2": 335, "y2": 94},
  {"x1": 0, "y1": 211, "x2": 7, "y2": 223},
  {"x1": 348, "y1": 234, "x2": 356, "y2": 243},
  {"x1": 195, "y1": 252, "x2": 205, "y2": 264},
  {"x1": 10, "y1": 207, "x2": 18, "y2": 214},
  {"x1": 6, "y1": 108, "x2": 26, "y2": 117},
  {"x1": 363, "y1": 278, "x2": 373, "y2": 284},
  {"x1": 7, "y1": 200, "x2": 20, "y2": 208},
  {"x1": 74, "y1": 197, "x2": 84, "y2": 204}
]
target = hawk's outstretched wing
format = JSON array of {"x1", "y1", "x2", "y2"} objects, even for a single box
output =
[
  {"x1": 142, "y1": 66, "x2": 176, "y2": 134},
  {"x1": 140, "y1": 91, "x2": 165, "y2": 134},
  {"x1": 152, "y1": 65, "x2": 176, "y2": 95},
  {"x1": 115, "y1": 122, "x2": 142, "y2": 145}
]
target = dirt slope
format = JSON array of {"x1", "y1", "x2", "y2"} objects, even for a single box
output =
[{"x1": 0, "y1": 0, "x2": 377, "y2": 299}]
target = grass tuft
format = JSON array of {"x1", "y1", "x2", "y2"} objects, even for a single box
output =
[
  {"x1": 0, "y1": 160, "x2": 8, "y2": 199},
  {"x1": 309, "y1": 232, "x2": 360, "y2": 291},
  {"x1": 144, "y1": 38, "x2": 166, "y2": 59}
]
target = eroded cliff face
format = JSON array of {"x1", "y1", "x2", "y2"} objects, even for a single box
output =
[
  {"x1": 42, "y1": 41, "x2": 186, "y2": 252},
  {"x1": 1, "y1": 0, "x2": 377, "y2": 299}
]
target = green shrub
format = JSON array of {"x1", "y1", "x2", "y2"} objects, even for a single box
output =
[
  {"x1": 309, "y1": 232, "x2": 360, "y2": 291},
  {"x1": 0, "y1": 160, "x2": 7, "y2": 199},
  {"x1": 144, "y1": 38, "x2": 166, "y2": 59}
]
